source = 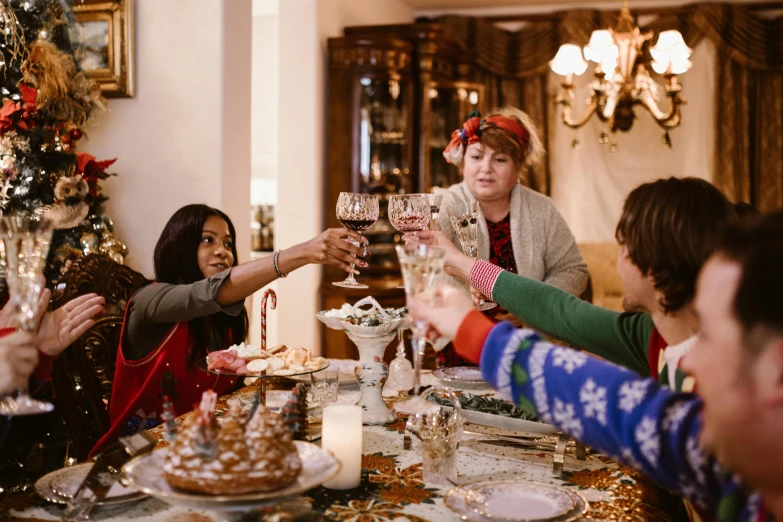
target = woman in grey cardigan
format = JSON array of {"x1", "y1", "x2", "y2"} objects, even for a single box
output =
[{"x1": 436, "y1": 107, "x2": 588, "y2": 365}]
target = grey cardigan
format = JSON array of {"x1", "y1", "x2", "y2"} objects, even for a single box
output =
[{"x1": 438, "y1": 182, "x2": 588, "y2": 296}]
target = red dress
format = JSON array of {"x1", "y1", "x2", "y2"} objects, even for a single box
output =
[
  {"x1": 438, "y1": 215, "x2": 517, "y2": 368},
  {"x1": 90, "y1": 302, "x2": 237, "y2": 457}
]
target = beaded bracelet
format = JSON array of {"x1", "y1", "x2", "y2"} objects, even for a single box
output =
[{"x1": 273, "y1": 250, "x2": 287, "y2": 279}]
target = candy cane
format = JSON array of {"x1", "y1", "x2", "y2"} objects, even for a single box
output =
[{"x1": 261, "y1": 289, "x2": 277, "y2": 353}]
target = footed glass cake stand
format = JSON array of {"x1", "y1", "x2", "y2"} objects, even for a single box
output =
[{"x1": 316, "y1": 297, "x2": 408, "y2": 425}]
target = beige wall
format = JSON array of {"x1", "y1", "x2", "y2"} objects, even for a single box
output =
[
  {"x1": 272, "y1": 0, "x2": 413, "y2": 353},
  {"x1": 81, "y1": 0, "x2": 411, "y2": 354},
  {"x1": 83, "y1": 0, "x2": 252, "y2": 278}
]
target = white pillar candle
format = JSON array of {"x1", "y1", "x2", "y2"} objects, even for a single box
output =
[{"x1": 321, "y1": 404, "x2": 362, "y2": 490}]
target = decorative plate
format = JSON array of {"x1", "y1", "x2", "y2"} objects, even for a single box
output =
[
  {"x1": 121, "y1": 441, "x2": 340, "y2": 511},
  {"x1": 434, "y1": 366, "x2": 487, "y2": 387},
  {"x1": 445, "y1": 480, "x2": 588, "y2": 522},
  {"x1": 35, "y1": 463, "x2": 146, "y2": 506},
  {"x1": 197, "y1": 358, "x2": 330, "y2": 378},
  {"x1": 466, "y1": 481, "x2": 575, "y2": 521}
]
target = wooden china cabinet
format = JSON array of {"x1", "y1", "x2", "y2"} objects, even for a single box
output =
[{"x1": 321, "y1": 23, "x2": 486, "y2": 361}]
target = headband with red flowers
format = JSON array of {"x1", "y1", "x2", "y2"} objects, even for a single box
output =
[{"x1": 442, "y1": 111, "x2": 532, "y2": 164}]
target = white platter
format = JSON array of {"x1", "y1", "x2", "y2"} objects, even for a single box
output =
[
  {"x1": 120, "y1": 441, "x2": 339, "y2": 512},
  {"x1": 466, "y1": 481, "x2": 575, "y2": 521}
]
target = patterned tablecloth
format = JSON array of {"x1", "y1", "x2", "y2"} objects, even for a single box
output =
[{"x1": 1, "y1": 371, "x2": 686, "y2": 522}]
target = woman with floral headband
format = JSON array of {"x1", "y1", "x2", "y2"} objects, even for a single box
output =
[{"x1": 437, "y1": 107, "x2": 588, "y2": 367}]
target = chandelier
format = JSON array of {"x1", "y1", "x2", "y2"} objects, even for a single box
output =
[{"x1": 549, "y1": 1, "x2": 692, "y2": 149}]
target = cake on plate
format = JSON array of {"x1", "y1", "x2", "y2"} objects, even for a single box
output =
[{"x1": 163, "y1": 391, "x2": 302, "y2": 495}]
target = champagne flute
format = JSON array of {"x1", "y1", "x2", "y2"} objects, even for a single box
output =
[
  {"x1": 394, "y1": 242, "x2": 446, "y2": 415},
  {"x1": 333, "y1": 192, "x2": 379, "y2": 289},
  {"x1": 0, "y1": 215, "x2": 55, "y2": 416},
  {"x1": 427, "y1": 193, "x2": 443, "y2": 231},
  {"x1": 449, "y1": 205, "x2": 497, "y2": 311},
  {"x1": 388, "y1": 194, "x2": 430, "y2": 243}
]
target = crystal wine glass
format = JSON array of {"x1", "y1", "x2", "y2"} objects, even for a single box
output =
[
  {"x1": 388, "y1": 194, "x2": 430, "y2": 243},
  {"x1": 394, "y1": 242, "x2": 446, "y2": 415},
  {"x1": 0, "y1": 215, "x2": 55, "y2": 416},
  {"x1": 333, "y1": 192, "x2": 379, "y2": 289},
  {"x1": 449, "y1": 205, "x2": 497, "y2": 312}
]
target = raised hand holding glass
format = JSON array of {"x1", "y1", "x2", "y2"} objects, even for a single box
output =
[
  {"x1": 388, "y1": 194, "x2": 430, "y2": 243},
  {"x1": 448, "y1": 204, "x2": 497, "y2": 312},
  {"x1": 333, "y1": 193, "x2": 379, "y2": 289},
  {"x1": 0, "y1": 215, "x2": 55, "y2": 416},
  {"x1": 394, "y1": 243, "x2": 446, "y2": 415}
]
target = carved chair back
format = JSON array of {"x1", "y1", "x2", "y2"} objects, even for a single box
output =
[{"x1": 50, "y1": 254, "x2": 150, "y2": 461}]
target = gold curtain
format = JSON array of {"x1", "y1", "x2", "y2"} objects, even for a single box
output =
[
  {"x1": 437, "y1": 4, "x2": 783, "y2": 210},
  {"x1": 649, "y1": 4, "x2": 783, "y2": 212}
]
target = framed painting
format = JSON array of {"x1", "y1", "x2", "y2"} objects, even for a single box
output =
[{"x1": 72, "y1": 0, "x2": 135, "y2": 98}]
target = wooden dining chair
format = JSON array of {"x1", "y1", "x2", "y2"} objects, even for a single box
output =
[{"x1": 50, "y1": 254, "x2": 150, "y2": 462}]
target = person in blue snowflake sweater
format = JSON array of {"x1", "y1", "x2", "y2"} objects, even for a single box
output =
[{"x1": 409, "y1": 211, "x2": 783, "y2": 522}]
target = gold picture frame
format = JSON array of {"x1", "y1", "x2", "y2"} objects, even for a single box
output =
[{"x1": 72, "y1": 0, "x2": 135, "y2": 98}]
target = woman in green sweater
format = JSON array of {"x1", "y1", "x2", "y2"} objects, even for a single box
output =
[{"x1": 418, "y1": 177, "x2": 737, "y2": 390}]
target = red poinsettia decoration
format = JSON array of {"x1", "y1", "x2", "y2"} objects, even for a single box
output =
[
  {"x1": 0, "y1": 84, "x2": 38, "y2": 134},
  {"x1": 76, "y1": 152, "x2": 116, "y2": 197}
]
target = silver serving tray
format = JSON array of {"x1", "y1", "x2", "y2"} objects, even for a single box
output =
[{"x1": 438, "y1": 404, "x2": 559, "y2": 435}]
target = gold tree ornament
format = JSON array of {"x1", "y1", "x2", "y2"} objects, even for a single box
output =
[
  {"x1": 0, "y1": 0, "x2": 28, "y2": 80},
  {"x1": 99, "y1": 229, "x2": 128, "y2": 264}
]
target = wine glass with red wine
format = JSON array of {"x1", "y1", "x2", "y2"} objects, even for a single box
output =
[
  {"x1": 388, "y1": 194, "x2": 430, "y2": 243},
  {"x1": 333, "y1": 192, "x2": 379, "y2": 289}
]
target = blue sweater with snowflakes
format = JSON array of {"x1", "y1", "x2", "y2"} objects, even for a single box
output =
[{"x1": 476, "y1": 321, "x2": 777, "y2": 522}]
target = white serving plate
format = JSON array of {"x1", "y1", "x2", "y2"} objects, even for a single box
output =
[
  {"x1": 121, "y1": 441, "x2": 339, "y2": 512},
  {"x1": 445, "y1": 480, "x2": 587, "y2": 522}
]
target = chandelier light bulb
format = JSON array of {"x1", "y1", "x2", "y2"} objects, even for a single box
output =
[
  {"x1": 584, "y1": 30, "x2": 618, "y2": 64},
  {"x1": 651, "y1": 59, "x2": 668, "y2": 75},
  {"x1": 550, "y1": 44, "x2": 588, "y2": 76},
  {"x1": 651, "y1": 30, "x2": 691, "y2": 64}
]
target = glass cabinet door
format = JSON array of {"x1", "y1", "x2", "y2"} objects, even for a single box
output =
[
  {"x1": 358, "y1": 75, "x2": 413, "y2": 195},
  {"x1": 355, "y1": 74, "x2": 413, "y2": 271},
  {"x1": 426, "y1": 81, "x2": 484, "y2": 189}
]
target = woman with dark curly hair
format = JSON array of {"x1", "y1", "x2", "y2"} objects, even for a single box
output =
[{"x1": 91, "y1": 204, "x2": 366, "y2": 456}]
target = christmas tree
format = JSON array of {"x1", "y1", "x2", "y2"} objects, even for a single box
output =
[{"x1": 0, "y1": 0, "x2": 126, "y2": 285}]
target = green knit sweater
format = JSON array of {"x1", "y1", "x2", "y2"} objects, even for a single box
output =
[{"x1": 492, "y1": 271, "x2": 655, "y2": 377}]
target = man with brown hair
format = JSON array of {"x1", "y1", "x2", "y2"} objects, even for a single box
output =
[
  {"x1": 419, "y1": 177, "x2": 738, "y2": 390},
  {"x1": 412, "y1": 210, "x2": 783, "y2": 522}
]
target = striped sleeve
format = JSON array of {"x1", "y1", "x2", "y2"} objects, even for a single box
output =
[{"x1": 469, "y1": 260, "x2": 504, "y2": 300}]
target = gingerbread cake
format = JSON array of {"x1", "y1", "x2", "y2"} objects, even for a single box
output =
[{"x1": 163, "y1": 392, "x2": 302, "y2": 495}]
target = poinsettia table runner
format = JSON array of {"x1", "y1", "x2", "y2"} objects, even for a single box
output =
[{"x1": 1, "y1": 372, "x2": 686, "y2": 521}]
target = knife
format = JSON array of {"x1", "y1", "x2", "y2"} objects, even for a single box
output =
[{"x1": 63, "y1": 431, "x2": 156, "y2": 521}]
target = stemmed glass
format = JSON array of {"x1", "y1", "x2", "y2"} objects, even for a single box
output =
[
  {"x1": 426, "y1": 193, "x2": 443, "y2": 231},
  {"x1": 449, "y1": 205, "x2": 497, "y2": 312},
  {"x1": 394, "y1": 242, "x2": 446, "y2": 415},
  {"x1": 333, "y1": 192, "x2": 379, "y2": 289},
  {"x1": 388, "y1": 194, "x2": 430, "y2": 243},
  {"x1": 0, "y1": 215, "x2": 55, "y2": 416}
]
